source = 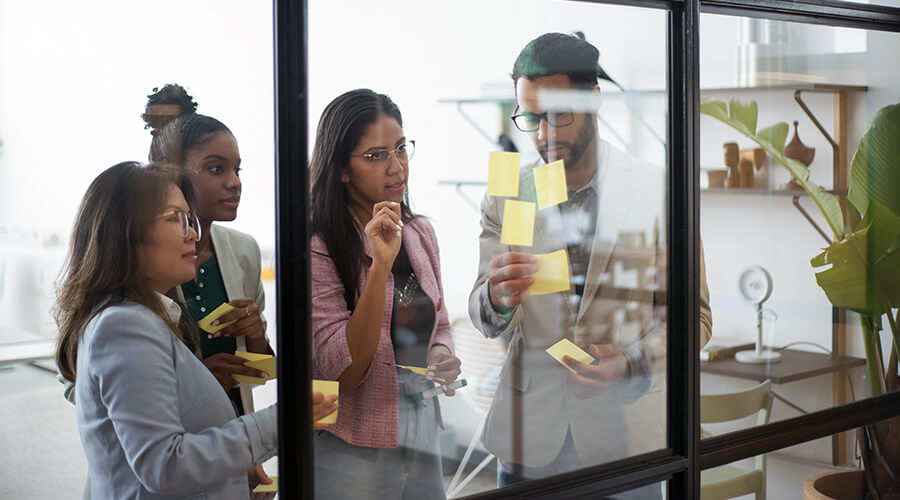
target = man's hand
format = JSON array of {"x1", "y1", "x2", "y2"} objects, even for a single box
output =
[
  {"x1": 563, "y1": 344, "x2": 628, "y2": 400},
  {"x1": 426, "y1": 344, "x2": 462, "y2": 395},
  {"x1": 202, "y1": 353, "x2": 268, "y2": 391},
  {"x1": 312, "y1": 391, "x2": 339, "y2": 430},
  {"x1": 247, "y1": 465, "x2": 276, "y2": 500},
  {"x1": 488, "y1": 252, "x2": 539, "y2": 311}
]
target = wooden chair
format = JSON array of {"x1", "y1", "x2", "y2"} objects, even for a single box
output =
[{"x1": 700, "y1": 380, "x2": 774, "y2": 500}]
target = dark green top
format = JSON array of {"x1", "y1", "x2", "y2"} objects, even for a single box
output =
[
  {"x1": 182, "y1": 254, "x2": 235, "y2": 358},
  {"x1": 181, "y1": 254, "x2": 243, "y2": 414}
]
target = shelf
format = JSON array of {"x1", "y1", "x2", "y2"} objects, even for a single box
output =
[{"x1": 702, "y1": 187, "x2": 848, "y2": 196}]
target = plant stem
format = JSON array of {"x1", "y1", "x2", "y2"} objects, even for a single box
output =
[{"x1": 862, "y1": 316, "x2": 887, "y2": 397}]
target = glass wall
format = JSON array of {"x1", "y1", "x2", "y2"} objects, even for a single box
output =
[
  {"x1": 0, "y1": 1, "x2": 279, "y2": 498},
  {"x1": 699, "y1": 11, "x2": 900, "y2": 469},
  {"x1": 307, "y1": 0, "x2": 670, "y2": 497}
]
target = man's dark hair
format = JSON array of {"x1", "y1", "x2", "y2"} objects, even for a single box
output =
[{"x1": 510, "y1": 32, "x2": 600, "y2": 90}]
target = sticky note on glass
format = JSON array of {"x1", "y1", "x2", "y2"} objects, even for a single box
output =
[
  {"x1": 533, "y1": 160, "x2": 568, "y2": 210},
  {"x1": 500, "y1": 200, "x2": 536, "y2": 247},
  {"x1": 233, "y1": 351, "x2": 276, "y2": 385},
  {"x1": 546, "y1": 338, "x2": 595, "y2": 374},
  {"x1": 313, "y1": 380, "x2": 339, "y2": 424},
  {"x1": 252, "y1": 476, "x2": 278, "y2": 493},
  {"x1": 197, "y1": 303, "x2": 237, "y2": 334},
  {"x1": 530, "y1": 249, "x2": 570, "y2": 295},
  {"x1": 487, "y1": 152, "x2": 521, "y2": 197}
]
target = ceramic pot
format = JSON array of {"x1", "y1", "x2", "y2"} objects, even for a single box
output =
[{"x1": 803, "y1": 469, "x2": 864, "y2": 500}]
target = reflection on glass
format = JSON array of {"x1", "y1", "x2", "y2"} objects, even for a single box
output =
[
  {"x1": 466, "y1": 33, "x2": 681, "y2": 496},
  {"x1": 699, "y1": 16, "x2": 900, "y2": 490},
  {"x1": 309, "y1": 2, "x2": 676, "y2": 496}
]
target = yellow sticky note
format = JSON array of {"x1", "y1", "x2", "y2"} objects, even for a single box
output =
[
  {"x1": 500, "y1": 200, "x2": 536, "y2": 247},
  {"x1": 546, "y1": 338, "x2": 596, "y2": 374},
  {"x1": 252, "y1": 476, "x2": 278, "y2": 493},
  {"x1": 531, "y1": 249, "x2": 570, "y2": 295},
  {"x1": 487, "y1": 151, "x2": 521, "y2": 197},
  {"x1": 313, "y1": 379, "x2": 339, "y2": 424},
  {"x1": 397, "y1": 364, "x2": 428, "y2": 376},
  {"x1": 197, "y1": 303, "x2": 237, "y2": 334},
  {"x1": 233, "y1": 351, "x2": 277, "y2": 385},
  {"x1": 533, "y1": 160, "x2": 568, "y2": 210}
]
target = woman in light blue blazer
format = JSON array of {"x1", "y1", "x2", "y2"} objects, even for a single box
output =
[{"x1": 55, "y1": 162, "x2": 278, "y2": 499}]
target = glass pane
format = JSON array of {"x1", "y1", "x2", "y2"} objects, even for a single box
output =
[
  {"x1": 699, "y1": 12, "x2": 900, "y2": 467},
  {"x1": 701, "y1": 425, "x2": 889, "y2": 499},
  {"x1": 0, "y1": 2, "x2": 279, "y2": 498},
  {"x1": 308, "y1": 0, "x2": 669, "y2": 497}
]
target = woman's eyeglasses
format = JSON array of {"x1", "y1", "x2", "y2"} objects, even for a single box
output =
[
  {"x1": 158, "y1": 209, "x2": 201, "y2": 240},
  {"x1": 510, "y1": 110, "x2": 574, "y2": 132},
  {"x1": 350, "y1": 140, "x2": 416, "y2": 168}
]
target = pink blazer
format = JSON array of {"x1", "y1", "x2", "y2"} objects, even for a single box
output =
[{"x1": 310, "y1": 216, "x2": 454, "y2": 448}]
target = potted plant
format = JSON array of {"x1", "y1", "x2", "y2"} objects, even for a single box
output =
[{"x1": 701, "y1": 98, "x2": 900, "y2": 499}]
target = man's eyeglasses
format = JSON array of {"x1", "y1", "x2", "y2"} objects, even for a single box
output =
[
  {"x1": 158, "y1": 209, "x2": 201, "y2": 240},
  {"x1": 350, "y1": 141, "x2": 416, "y2": 168},
  {"x1": 510, "y1": 109, "x2": 575, "y2": 132}
]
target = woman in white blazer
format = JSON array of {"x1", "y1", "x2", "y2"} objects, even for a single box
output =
[
  {"x1": 55, "y1": 162, "x2": 278, "y2": 499},
  {"x1": 143, "y1": 84, "x2": 274, "y2": 419}
]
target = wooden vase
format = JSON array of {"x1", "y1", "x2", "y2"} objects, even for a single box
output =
[{"x1": 783, "y1": 120, "x2": 816, "y2": 190}]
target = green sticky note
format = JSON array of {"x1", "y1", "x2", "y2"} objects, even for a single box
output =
[
  {"x1": 233, "y1": 351, "x2": 276, "y2": 385},
  {"x1": 531, "y1": 249, "x2": 570, "y2": 295},
  {"x1": 533, "y1": 160, "x2": 568, "y2": 210},
  {"x1": 500, "y1": 200, "x2": 536, "y2": 247},
  {"x1": 487, "y1": 152, "x2": 521, "y2": 197},
  {"x1": 197, "y1": 303, "x2": 237, "y2": 334},
  {"x1": 313, "y1": 379, "x2": 339, "y2": 424}
]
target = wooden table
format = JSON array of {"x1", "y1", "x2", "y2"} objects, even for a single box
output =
[{"x1": 701, "y1": 348, "x2": 865, "y2": 465}]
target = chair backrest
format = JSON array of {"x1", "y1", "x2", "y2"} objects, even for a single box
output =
[
  {"x1": 701, "y1": 380, "x2": 773, "y2": 426},
  {"x1": 701, "y1": 379, "x2": 774, "y2": 475},
  {"x1": 448, "y1": 316, "x2": 508, "y2": 415}
]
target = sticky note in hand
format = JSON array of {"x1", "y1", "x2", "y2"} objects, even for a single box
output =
[
  {"x1": 252, "y1": 476, "x2": 278, "y2": 493},
  {"x1": 530, "y1": 249, "x2": 570, "y2": 295},
  {"x1": 546, "y1": 338, "x2": 596, "y2": 374},
  {"x1": 487, "y1": 152, "x2": 521, "y2": 197},
  {"x1": 313, "y1": 380, "x2": 339, "y2": 424},
  {"x1": 197, "y1": 303, "x2": 237, "y2": 334},
  {"x1": 233, "y1": 351, "x2": 276, "y2": 385},
  {"x1": 533, "y1": 160, "x2": 568, "y2": 210},
  {"x1": 500, "y1": 200, "x2": 536, "y2": 247}
]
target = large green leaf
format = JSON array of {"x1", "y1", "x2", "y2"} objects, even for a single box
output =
[
  {"x1": 812, "y1": 201, "x2": 900, "y2": 316},
  {"x1": 849, "y1": 103, "x2": 900, "y2": 219},
  {"x1": 758, "y1": 122, "x2": 789, "y2": 155},
  {"x1": 728, "y1": 99, "x2": 758, "y2": 136}
]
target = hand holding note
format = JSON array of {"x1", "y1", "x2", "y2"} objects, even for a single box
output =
[
  {"x1": 530, "y1": 250, "x2": 570, "y2": 295},
  {"x1": 563, "y1": 344, "x2": 629, "y2": 400},
  {"x1": 232, "y1": 351, "x2": 277, "y2": 385},
  {"x1": 312, "y1": 380, "x2": 339, "y2": 428},
  {"x1": 487, "y1": 252, "x2": 539, "y2": 310}
]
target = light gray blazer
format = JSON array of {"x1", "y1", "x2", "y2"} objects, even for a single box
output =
[
  {"x1": 75, "y1": 301, "x2": 277, "y2": 499},
  {"x1": 469, "y1": 140, "x2": 710, "y2": 468},
  {"x1": 176, "y1": 224, "x2": 268, "y2": 415}
]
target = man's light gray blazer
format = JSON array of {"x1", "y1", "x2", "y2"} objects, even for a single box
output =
[{"x1": 468, "y1": 140, "x2": 712, "y2": 469}]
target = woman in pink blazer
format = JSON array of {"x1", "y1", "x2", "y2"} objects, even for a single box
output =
[{"x1": 309, "y1": 89, "x2": 461, "y2": 500}]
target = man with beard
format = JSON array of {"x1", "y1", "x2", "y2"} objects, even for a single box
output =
[{"x1": 468, "y1": 33, "x2": 711, "y2": 496}]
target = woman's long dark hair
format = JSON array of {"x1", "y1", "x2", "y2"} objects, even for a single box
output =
[
  {"x1": 309, "y1": 89, "x2": 413, "y2": 308},
  {"x1": 55, "y1": 162, "x2": 200, "y2": 382}
]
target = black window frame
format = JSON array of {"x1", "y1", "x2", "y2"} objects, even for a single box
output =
[{"x1": 273, "y1": 0, "x2": 900, "y2": 498}]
